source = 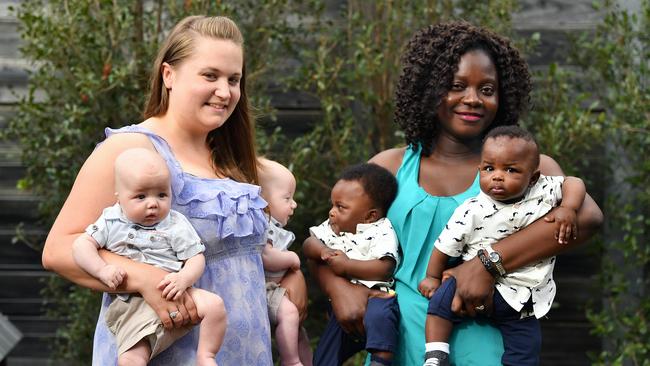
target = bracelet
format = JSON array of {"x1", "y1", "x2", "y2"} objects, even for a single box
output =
[
  {"x1": 477, "y1": 249, "x2": 500, "y2": 277},
  {"x1": 427, "y1": 274, "x2": 442, "y2": 280}
]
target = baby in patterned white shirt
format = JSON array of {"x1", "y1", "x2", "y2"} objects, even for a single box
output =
[
  {"x1": 420, "y1": 126, "x2": 587, "y2": 366},
  {"x1": 72, "y1": 148, "x2": 226, "y2": 366},
  {"x1": 305, "y1": 163, "x2": 400, "y2": 366}
]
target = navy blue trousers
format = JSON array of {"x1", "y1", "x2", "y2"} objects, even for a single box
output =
[
  {"x1": 313, "y1": 296, "x2": 399, "y2": 366},
  {"x1": 428, "y1": 277, "x2": 542, "y2": 366}
]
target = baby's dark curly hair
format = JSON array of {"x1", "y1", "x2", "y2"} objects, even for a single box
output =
[
  {"x1": 484, "y1": 125, "x2": 540, "y2": 169},
  {"x1": 339, "y1": 163, "x2": 398, "y2": 217},
  {"x1": 395, "y1": 21, "x2": 531, "y2": 156}
]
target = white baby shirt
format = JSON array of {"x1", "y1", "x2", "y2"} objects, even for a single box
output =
[
  {"x1": 435, "y1": 175, "x2": 564, "y2": 318},
  {"x1": 309, "y1": 217, "x2": 399, "y2": 289},
  {"x1": 86, "y1": 203, "x2": 205, "y2": 273}
]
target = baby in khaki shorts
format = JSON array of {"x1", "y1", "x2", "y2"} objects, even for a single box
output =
[
  {"x1": 258, "y1": 158, "x2": 312, "y2": 366},
  {"x1": 72, "y1": 148, "x2": 226, "y2": 366}
]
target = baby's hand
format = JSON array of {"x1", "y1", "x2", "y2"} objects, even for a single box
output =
[
  {"x1": 157, "y1": 272, "x2": 192, "y2": 300},
  {"x1": 326, "y1": 250, "x2": 349, "y2": 276},
  {"x1": 544, "y1": 206, "x2": 578, "y2": 244},
  {"x1": 320, "y1": 247, "x2": 338, "y2": 261},
  {"x1": 98, "y1": 264, "x2": 126, "y2": 290},
  {"x1": 418, "y1": 277, "x2": 441, "y2": 299}
]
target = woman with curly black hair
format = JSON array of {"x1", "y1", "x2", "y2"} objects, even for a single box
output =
[{"x1": 308, "y1": 21, "x2": 603, "y2": 365}]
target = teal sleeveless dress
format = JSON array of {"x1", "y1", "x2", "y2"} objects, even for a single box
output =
[{"x1": 387, "y1": 145, "x2": 504, "y2": 365}]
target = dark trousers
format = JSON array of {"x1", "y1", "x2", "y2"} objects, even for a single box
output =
[
  {"x1": 428, "y1": 277, "x2": 542, "y2": 366},
  {"x1": 313, "y1": 296, "x2": 399, "y2": 366}
]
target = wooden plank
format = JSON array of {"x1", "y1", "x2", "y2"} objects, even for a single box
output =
[
  {"x1": 540, "y1": 322, "x2": 599, "y2": 365},
  {"x1": 514, "y1": 0, "x2": 604, "y2": 30},
  {"x1": 547, "y1": 276, "x2": 600, "y2": 321},
  {"x1": 0, "y1": 17, "x2": 20, "y2": 59},
  {"x1": 0, "y1": 270, "x2": 51, "y2": 298},
  {"x1": 260, "y1": 108, "x2": 321, "y2": 138},
  {"x1": 0, "y1": 298, "x2": 49, "y2": 316},
  {"x1": 0, "y1": 227, "x2": 44, "y2": 265}
]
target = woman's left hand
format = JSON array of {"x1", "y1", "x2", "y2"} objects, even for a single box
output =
[
  {"x1": 280, "y1": 268, "x2": 308, "y2": 322},
  {"x1": 443, "y1": 257, "x2": 495, "y2": 317}
]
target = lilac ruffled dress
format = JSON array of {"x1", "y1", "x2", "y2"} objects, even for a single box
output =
[{"x1": 91, "y1": 125, "x2": 272, "y2": 365}]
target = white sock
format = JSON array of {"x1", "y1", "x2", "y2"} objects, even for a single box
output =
[{"x1": 425, "y1": 342, "x2": 450, "y2": 354}]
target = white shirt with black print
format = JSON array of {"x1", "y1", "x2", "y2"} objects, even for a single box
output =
[
  {"x1": 309, "y1": 217, "x2": 399, "y2": 290},
  {"x1": 435, "y1": 175, "x2": 565, "y2": 319}
]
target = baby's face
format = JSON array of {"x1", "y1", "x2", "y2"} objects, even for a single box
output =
[
  {"x1": 328, "y1": 179, "x2": 373, "y2": 235},
  {"x1": 479, "y1": 136, "x2": 539, "y2": 202},
  {"x1": 266, "y1": 173, "x2": 297, "y2": 227},
  {"x1": 116, "y1": 169, "x2": 172, "y2": 226}
]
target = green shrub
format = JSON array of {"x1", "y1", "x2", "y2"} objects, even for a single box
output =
[{"x1": 570, "y1": 1, "x2": 649, "y2": 364}]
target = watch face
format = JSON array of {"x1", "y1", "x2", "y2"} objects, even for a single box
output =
[{"x1": 489, "y1": 251, "x2": 500, "y2": 262}]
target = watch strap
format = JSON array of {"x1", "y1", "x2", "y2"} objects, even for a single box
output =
[{"x1": 477, "y1": 249, "x2": 500, "y2": 277}]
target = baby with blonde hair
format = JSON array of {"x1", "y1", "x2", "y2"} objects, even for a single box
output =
[
  {"x1": 73, "y1": 148, "x2": 226, "y2": 366},
  {"x1": 258, "y1": 158, "x2": 312, "y2": 366}
]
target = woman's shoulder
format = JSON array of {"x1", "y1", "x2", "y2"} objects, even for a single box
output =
[
  {"x1": 92, "y1": 129, "x2": 153, "y2": 160},
  {"x1": 539, "y1": 154, "x2": 564, "y2": 176},
  {"x1": 369, "y1": 147, "x2": 407, "y2": 175}
]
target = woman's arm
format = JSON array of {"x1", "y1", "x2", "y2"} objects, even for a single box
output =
[
  {"x1": 43, "y1": 132, "x2": 153, "y2": 286},
  {"x1": 304, "y1": 236, "x2": 391, "y2": 337},
  {"x1": 368, "y1": 147, "x2": 406, "y2": 175},
  {"x1": 445, "y1": 155, "x2": 603, "y2": 315},
  {"x1": 496, "y1": 155, "x2": 602, "y2": 268},
  {"x1": 42, "y1": 132, "x2": 199, "y2": 328}
]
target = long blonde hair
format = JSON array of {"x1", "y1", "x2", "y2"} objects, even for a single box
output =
[{"x1": 143, "y1": 15, "x2": 258, "y2": 184}]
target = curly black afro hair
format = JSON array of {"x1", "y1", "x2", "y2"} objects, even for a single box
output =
[
  {"x1": 395, "y1": 21, "x2": 531, "y2": 156},
  {"x1": 484, "y1": 125, "x2": 540, "y2": 168},
  {"x1": 339, "y1": 163, "x2": 398, "y2": 217}
]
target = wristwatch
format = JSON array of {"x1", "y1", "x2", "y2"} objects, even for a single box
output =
[
  {"x1": 477, "y1": 249, "x2": 500, "y2": 277},
  {"x1": 478, "y1": 249, "x2": 506, "y2": 278},
  {"x1": 485, "y1": 247, "x2": 506, "y2": 276}
]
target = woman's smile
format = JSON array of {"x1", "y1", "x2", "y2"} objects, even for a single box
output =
[{"x1": 455, "y1": 111, "x2": 484, "y2": 122}]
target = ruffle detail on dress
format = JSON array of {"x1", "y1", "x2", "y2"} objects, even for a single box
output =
[
  {"x1": 104, "y1": 124, "x2": 268, "y2": 239},
  {"x1": 173, "y1": 173, "x2": 268, "y2": 239}
]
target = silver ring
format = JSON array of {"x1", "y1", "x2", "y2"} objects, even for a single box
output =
[
  {"x1": 475, "y1": 305, "x2": 485, "y2": 311},
  {"x1": 169, "y1": 310, "x2": 179, "y2": 320}
]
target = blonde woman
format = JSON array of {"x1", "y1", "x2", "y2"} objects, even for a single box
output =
[{"x1": 43, "y1": 16, "x2": 306, "y2": 365}]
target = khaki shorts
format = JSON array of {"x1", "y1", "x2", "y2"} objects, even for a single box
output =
[
  {"x1": 265, "y1": 282, "x2": 287, "y2": 326},
  {"x1": 105, "y1": 296, "x2": 191, "y2": 359}
]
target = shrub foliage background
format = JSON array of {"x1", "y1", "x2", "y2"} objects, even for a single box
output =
[{"x1": 4, "y1": 0, "x2": 648, "y2": 364}]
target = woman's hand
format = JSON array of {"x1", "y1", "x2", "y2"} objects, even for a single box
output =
[
  {"x1": 280, "y1": 268, "x2": 308, "y2": 322},
  {"x1": 328, "y1": 281, "x2": 370, "y2": 337},
  {"x1": 329, "y1": 282, "x2": 394, "y2": 337},
  {"x1": 139, "y1": 269, "x2": 200, "y2": 329},
  {"x1": 442, "y1": 257, "x2": 495, "y2": 317}
]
